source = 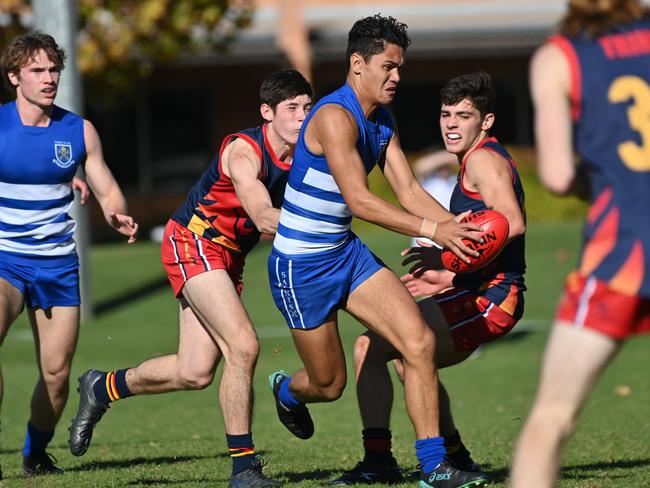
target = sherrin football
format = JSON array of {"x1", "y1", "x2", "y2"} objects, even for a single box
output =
[{"x1": 441, "y1": 210, "x2": 509, "y2": 274}]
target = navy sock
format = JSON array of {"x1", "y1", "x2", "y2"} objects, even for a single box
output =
[
  {"x1": 93, "y1": 369, "x2": 133, "y2": 405},
  {"x1": 362, "y1": 428, "x2": 394, "y2": 463},
  {"x1": 444, "y1": 430, "x2": 462, "y2": 454},
  {"x1": 22, "y1": 422, "x2": 54, "y2": 457},
  {"x1": 278, "y1": 375, "x2": 302, "y2": 410},
  {"x1": 227, "y1": 433, "x2": 255, "y2": 476},
  {"x1": 415, "y1": 437, "x2": 446, "y2": 473}
]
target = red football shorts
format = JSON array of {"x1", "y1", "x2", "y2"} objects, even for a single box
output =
[
  {"x1": 556, "y1": 271, "x2": 650, "y2": 340},
  {"x1": 435, "y1": 288, "x2": 517, "y2": 352},
  {"x1": 160, "y1": 219, "x2": 245, "y2": 298}
]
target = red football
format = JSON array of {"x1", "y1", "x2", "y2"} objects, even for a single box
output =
[{"x1": 441, "y1": 210, "x2": 509, "y2": 274}]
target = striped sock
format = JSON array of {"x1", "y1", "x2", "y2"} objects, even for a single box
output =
[
  {"x1": 362, "y1": 428, "x2": 394, "y2": 463},
  {"x1": 227, "y1": 433, "x2": 255, "y2": 476},
  {"x1": 92, "y1": 369, "x2": 133, "y2": 405}
]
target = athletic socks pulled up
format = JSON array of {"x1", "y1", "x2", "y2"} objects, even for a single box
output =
[
  {"x1": 415, "y1": 436, "x2": 446, "y2": 473},
  {"x1": 362, "y1": 427, "x2": 395, "y2": 463},
  {"x1": 227, "y1": 433, "x2": 256, "y2": 476},
  {"x1": 92, "y1": 369, "x2": 133, "y2": 405},
  {"x1": 444, "y1": 430, "x2": 463, "y2": 454},
  {"x1": 22, "y1": 422, "x2": 54, "y2": 457}
]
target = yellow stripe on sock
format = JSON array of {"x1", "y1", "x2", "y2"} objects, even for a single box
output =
[
  {"x1": 229, "y1": 448, "x2": 255, "y2": 457},
  {"x1": 109, "y1": 372, "x2": 120, "y2": 400},
  {"x1": 105, "y1": 372, "x2": 117, "y2": 402}
]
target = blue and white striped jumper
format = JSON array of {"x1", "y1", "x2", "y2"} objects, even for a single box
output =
[
  {"x1": 0, "y1": 101, "x2": 84, "y2": 267},
  {"x1": 273, "y1": 83, "x2": 394, "y2": 258}
]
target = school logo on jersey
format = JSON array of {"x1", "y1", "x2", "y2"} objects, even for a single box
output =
[{"x1": 52, "y1": 142, "x2": 75, "y2": 168}]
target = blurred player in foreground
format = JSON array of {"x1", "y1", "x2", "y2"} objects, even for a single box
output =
[
  {"x1": 69, "y1": 69, "x2": 313, "y2": 487},
  {"x1": 511, "y1": 1, "x2": 650, "y2": 486},
  {"x1": 329, "y1": 72, "x2": 526, "y2": 485}
]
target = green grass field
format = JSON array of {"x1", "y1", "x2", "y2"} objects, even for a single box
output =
[{"x1": 1, "y1": 222, "x2": 649, "y2": 487}]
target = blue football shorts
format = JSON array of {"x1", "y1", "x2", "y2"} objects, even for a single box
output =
[
  {"x1": 0, "y1": 257, "x2": 80, "y2": 310},
  {"x1": 268, "y1": 235, "x2": 385, "y2": 330}
]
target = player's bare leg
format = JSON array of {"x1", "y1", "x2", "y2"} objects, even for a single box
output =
[
  {"x1": 29, "y1": 306, "x2": 79, "y2": 430},
  {"x1": 355, "y1": 334, "x2": 460, "y2": 436},
  {"x1": 268, "y1": 319, "x2": 346, "y2": 442},
  {"x1": 181, "y1": 270, "x2": 259, "y2": 435},
  {"x1": 71, "y1": 270, "x2": 256, "y2": 446},
  {"x1": 113, "y1": 270, "x2": 257, "y2": 432},
  {"x1": 347, "y1": 268, "x2": 440, "y2": 439},
  {"x1": 25, "y1": 305, "x2": 79, "y2": 475},
  {"x1": 0, "y1": 277, "x2": 25, "y2": 343},
  {"x1": 352, "y1": 287, "x2": 474, "y2": 438},
  {"x1": 345, "y1": 295, "x2": 480, "y2": 484},
  {"x1": 0, "y1": 278, "x2": 25, "y2": 480},
  {"x1": 345, "y1": 268, "x2": 487, "y2": 486},
  {"x1": 286, "y1": 319, "x2": 347, "y2": 403},
  {"x1": 511, "y1": 324, "x2": 619, "y2": 488},
  {"x1": 125, "y1": 299, "x2": 221, "y2": 395}
]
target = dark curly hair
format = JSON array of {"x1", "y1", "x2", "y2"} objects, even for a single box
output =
[
  {"x1": 345, "y1": 14, "x2": 410, "y2": 69},
  {"x1": 440, "y1": 71, "x2": 496, "y2": 117}
]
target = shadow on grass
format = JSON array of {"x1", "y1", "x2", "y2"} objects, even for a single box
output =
[
  {"x1": 280, "y1": 467, "x2": 342, "y2": 483},
  {"x1": 477, "y1": 458, "x2": 650, "y2": 485},
  {"x1": 560, "y1": 457, "x2": 650, "y2": 479},
  {"x1": 95, "y1": 276, "x2": 168, "y2": 315},
  {"x1": 125, "y1": 479, "x2": 212, "y2": 486},
  {"x1": 66, "y1": 453, "x2": 222, "y2": 472}
]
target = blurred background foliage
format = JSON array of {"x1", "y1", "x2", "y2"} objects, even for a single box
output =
[{"x1": 0, "y1": 0, "x2": 253, "y2": 96}]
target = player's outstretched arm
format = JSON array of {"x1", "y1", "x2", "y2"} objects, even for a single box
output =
[
  {"x1": 226, "y1": 138, "x2": 280, "y2": 235},
  {"x1": 530, "y1": 42, "x2": 576, "y2": 195},
  {"x1": 312, "y1": 105, "x2": 422, "y2": 235},
  {"x1": 464, "y1": 149, "x2": 525, "y2": 241},
  {"x1": 383, "y1": 131, "x2": 482, "y2": 258},
  {"x1": 83, "y1": 120, "x2": 139, "y2": 243},
  {"x1": 383, "y1": 131, "x2": 451, "y2": 221}
]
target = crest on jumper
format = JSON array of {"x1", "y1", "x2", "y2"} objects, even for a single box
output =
[{"x1": 53, "y1": 142, "x2": 75, "y2": 168}]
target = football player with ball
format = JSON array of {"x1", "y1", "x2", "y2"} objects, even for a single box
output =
[{"x1": 329, "y1": 72, "x2": 526, "y2": 486}]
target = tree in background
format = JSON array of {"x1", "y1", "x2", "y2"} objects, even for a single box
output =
[{"x1": 0, "y1": 0, "x2": 252, "y2": 95}]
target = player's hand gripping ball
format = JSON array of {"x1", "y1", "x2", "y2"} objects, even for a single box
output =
[{"x1": 441, "y1": 210, "x2": 509, "y2": 273}]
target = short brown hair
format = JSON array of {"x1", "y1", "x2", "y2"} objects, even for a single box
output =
[
  {"x1": 1, "y1": 31, "x2": 66, "y2": 91},
  {"x1": 560, "y1": 0, "x2": 650, "y2": 37}
]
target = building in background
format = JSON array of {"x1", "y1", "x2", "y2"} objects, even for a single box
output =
[{"x1": 1, "y1": 1, "x2": 568, "y2": 238}]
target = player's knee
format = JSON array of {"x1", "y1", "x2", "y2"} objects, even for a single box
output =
[
  {"x1": 40, "y1": 359, "x2": 72, "y2": 387},
  {"x1": 227, "y1": 335, "x2": 260, "y2": 369},
  {"x1": 401, "y1": 329, "x2": 435, "y2": 365},
  {"x1": 313, "y1": 375, "x2": 346, "y2": 402},
  {"x1": 177, "y1": 368, "x2": 215, "y2": 390},
  {"x1": 529, "y1": 401, "x2": 579, "y2": 441}
]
